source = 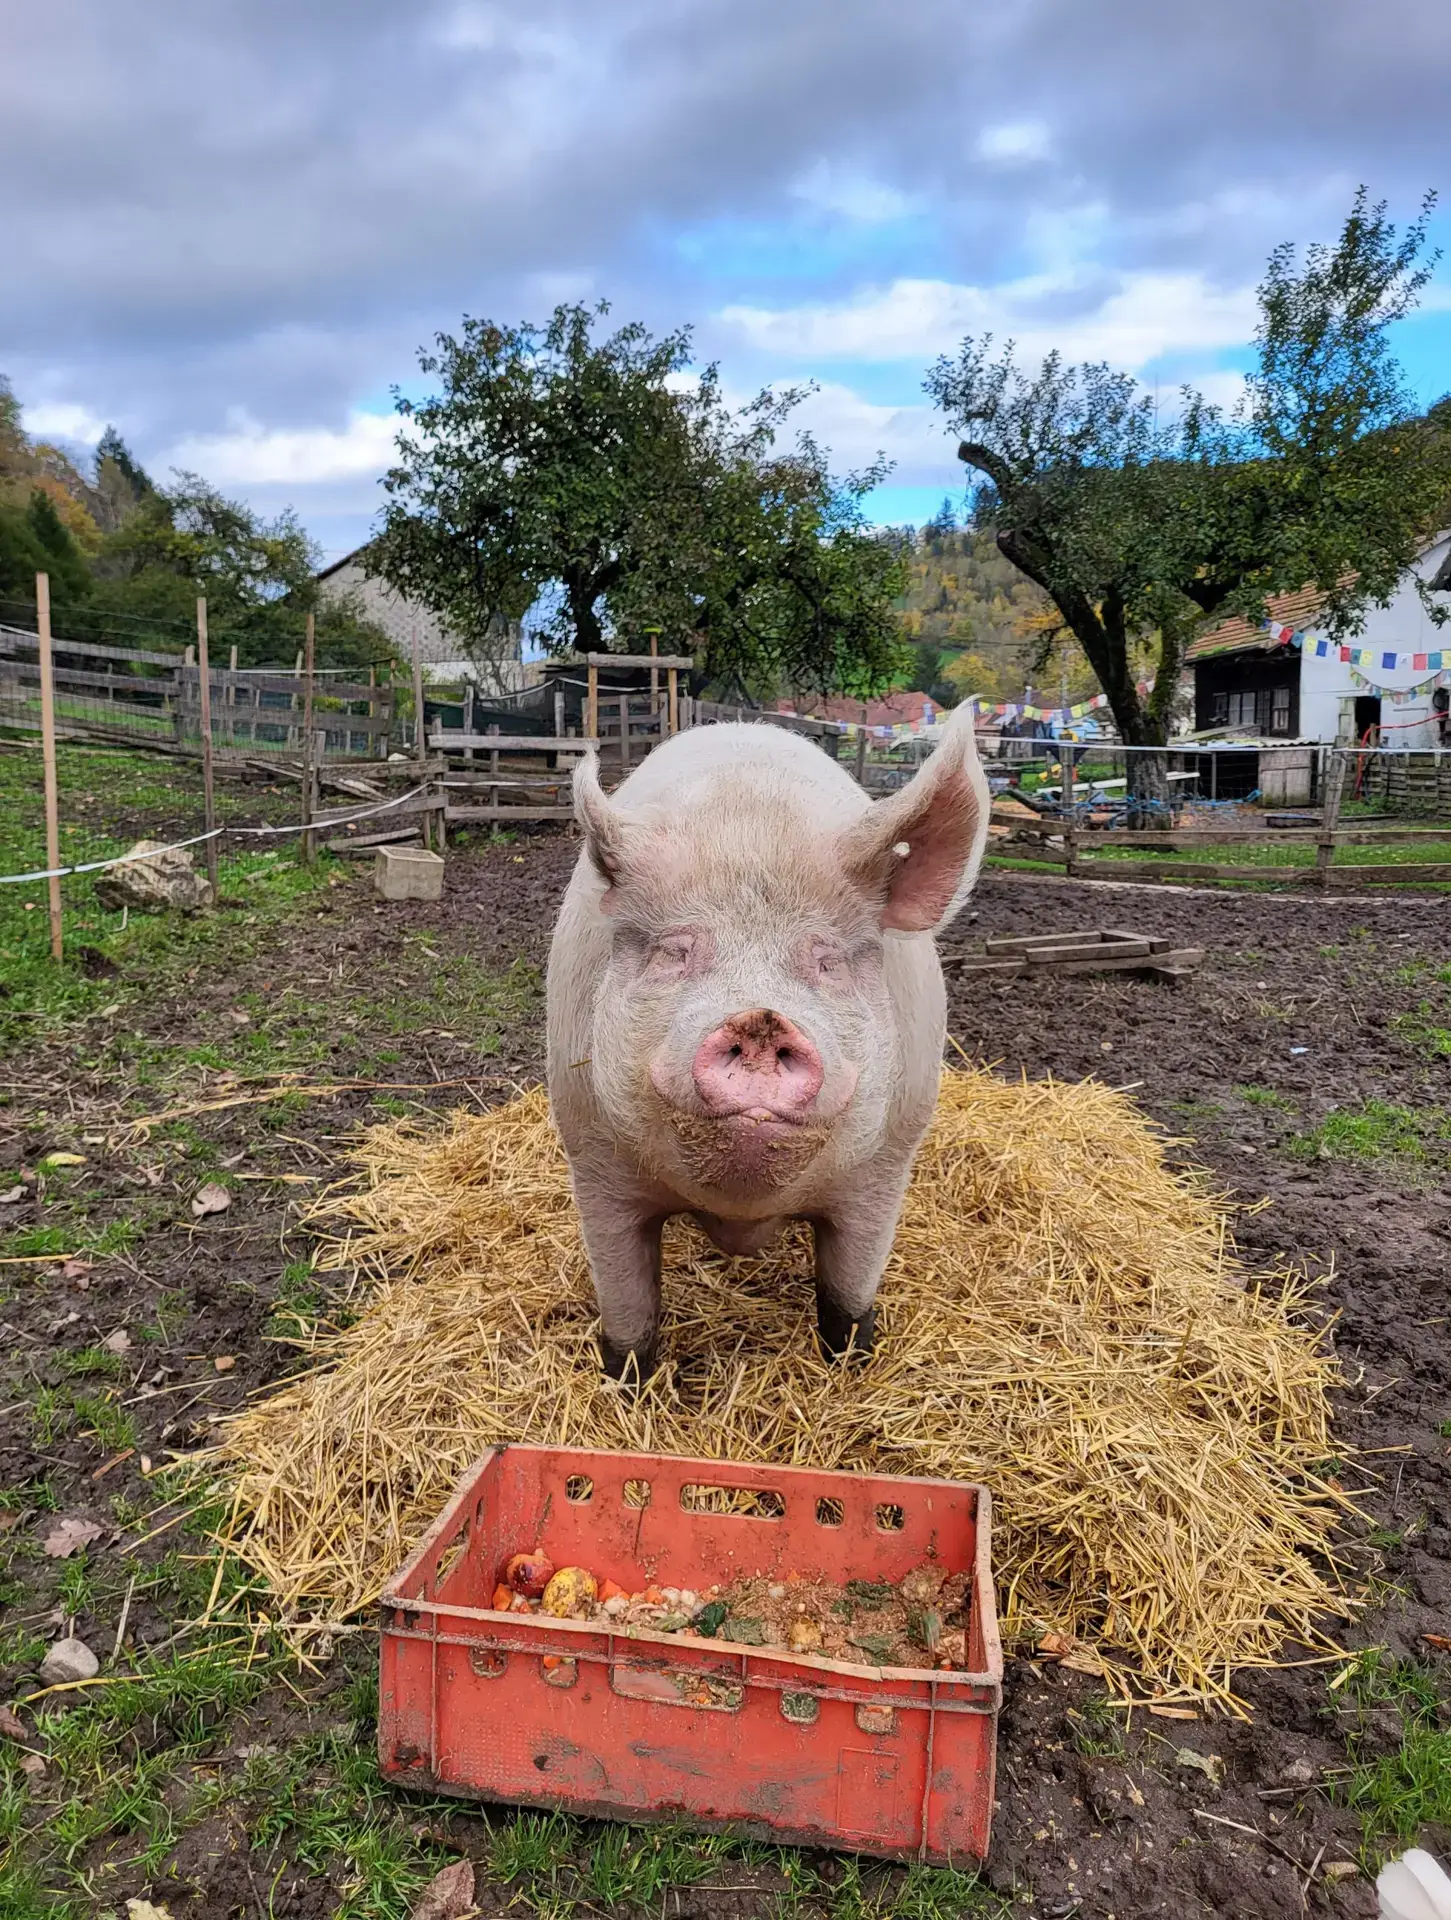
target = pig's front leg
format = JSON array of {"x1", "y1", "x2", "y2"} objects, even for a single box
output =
[
  {"x1": 572, "y1": 1171, "x2": 668, "y2": 1383},
  {"x1": 811, "y1": 1169, "x2": 911, "y2": 1363}
]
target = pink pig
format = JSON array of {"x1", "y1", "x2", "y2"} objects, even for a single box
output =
[{"x1": 546, "y1": 707, "x2": 989, "y2": 1381}]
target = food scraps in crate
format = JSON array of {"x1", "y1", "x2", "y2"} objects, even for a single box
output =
[{"x1": 489, "y1": 1553, "x2": 973, "y2": 1671}]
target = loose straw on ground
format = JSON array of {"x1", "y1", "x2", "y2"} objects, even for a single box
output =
[{"x1": 217, "y1": 1070, "x2": 1353, "y2": 1704}]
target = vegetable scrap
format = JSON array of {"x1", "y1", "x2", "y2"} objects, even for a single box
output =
[{"x1": 489, "y1": 1556, "x2": 974, "y2": 1670}]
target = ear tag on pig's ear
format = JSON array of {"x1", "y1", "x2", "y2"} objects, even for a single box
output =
[{"x1": 842, "y1": 713, "x2": 987, "y2": 933}]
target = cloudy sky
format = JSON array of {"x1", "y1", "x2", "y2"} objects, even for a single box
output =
[{"x1": 4, "y1": 0, "x2": 1449, "y2": 563}]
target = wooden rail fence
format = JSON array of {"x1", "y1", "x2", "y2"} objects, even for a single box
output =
[{"x1": 0, "y1": 623, "x2": 394, "y2": 761}]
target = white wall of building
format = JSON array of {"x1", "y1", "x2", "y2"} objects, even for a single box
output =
[
  {"x1": 316, "y1": 550, "x2": 534, "y2": 691},
  {"x1": 1297, "y1": 531, "x2": 1451, "y2": 746}
]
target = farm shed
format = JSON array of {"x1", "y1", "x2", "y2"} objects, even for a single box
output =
[{"x1": 1187, "y1": 530, "x2": 1451, "y2": 761}]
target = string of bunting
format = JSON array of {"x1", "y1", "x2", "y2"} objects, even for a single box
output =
[
  {"x1": 1265, "y1": 616, "x2": 1447, "y2": 698},
  {"x1": 970, "y1": 678, "x2": 1155, "y2": 726}
]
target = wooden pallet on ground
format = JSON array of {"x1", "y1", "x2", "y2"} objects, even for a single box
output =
[{"x1": 952, "y1": 928, "x2": 1203, "y2": 984}]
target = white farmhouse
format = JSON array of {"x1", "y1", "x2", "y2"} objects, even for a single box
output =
[
  {"x1": 1188, "y1": 531, "x2": 1451, "y2": 750},
  {"x1": 315, "y1": 545, "x2": 532, "y2": 692}
]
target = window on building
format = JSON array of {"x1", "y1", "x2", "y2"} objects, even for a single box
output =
[
  {"x1": 1211, "y1": 688, "x2": 1258, "y2": 728},
  {"x1": 1269, "y1": 687, "x2": 1292, "y2": 734}
]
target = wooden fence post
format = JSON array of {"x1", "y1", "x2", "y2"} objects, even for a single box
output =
[
  {"x1": 586, "y1": 660, "x2": 599, "y2": 748},
  {"x1": 301, "y1": 612, "x2": 316, "y2": 865},
  {"x1": 36, "y1": 573, "x2": 63, "y2": 961},
  {"x1": 649, "y1": 632, "x2": 660, "y2": 719},
  {"x1": 854, "y1": 727, "x2": 868, "y2": 786},
  {"x1": 196, "y1": 598, "x2": 219, "y2": 895},
  {"x1": 410, "y1": 624, "x2": 432, "y2": 849},
  {"x1": 666, "y1": 665, "x2": 679, "y2": 737},
  {"x1": 1061, "y1": 741, "x2": 1077, "y2": 877},
  {"x1": 1317, "y1": 746, "x2": 1346, "y2": 890}
]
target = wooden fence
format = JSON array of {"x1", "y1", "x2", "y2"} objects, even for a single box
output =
[{"x1": 0, "y1": 624, "x2": 394, "y2": 762}]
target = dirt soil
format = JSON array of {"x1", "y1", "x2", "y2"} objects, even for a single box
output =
[{"x1": 2, "y1": 832, "x2": 1449, "y2": 1919}]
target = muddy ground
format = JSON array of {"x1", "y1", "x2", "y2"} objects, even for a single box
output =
[{"x1": 2, "y1": 830, "x2": 1448, "y2": 1920}]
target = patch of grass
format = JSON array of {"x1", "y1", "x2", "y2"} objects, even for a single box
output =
[
  {"x1": 87, "y1": 1218, "x2": 140, "y2": 1256},
  {"x1": 1340, "y1": 1653, "x2": 1451, "y2": 1856},
  {"x1": 56, "y1": 1346, "x2": 125, "y2": 1380},
  {"x1": 0, "y1": 1225, "x2": 69, "y2": 1259},
  {"x1": 263, "y1": 1257, "x2": 325, "y2": 1341},
  {"x1": 53, "y1": 1554, "x2": 96, "y2": 1618},
  {"x1": 1287, "y1": 1099, "x2": 1451, "y2": 1165},
  {"x1": 241, "y1": 1730, "x2": 452, "y2": 1920},
  {"x1": 1438, "y1": 1418, "x2": 1451, "y2": 1439},
  {"x1": 0, "y1": 742, "x2": 337, "y2": 1048},
  {"x1": 68, "y1": 1393, "x2": 137, "y2": 1453},
  {"x1": 0, "y1": 1624, "x2": 48, "y2": 1668},
  {"x1": 31, "y1": 1387, "x2": 71, "y2": 1446},
  {"x1": 1068, "y1": 1696, "x2": 1128, "y2": 1760},
  {"x1": 355, "y1": 952, "x2": 541, "y2": 1055},
  {"x1": 1236, "y1": 1084, "x2": 1297, "y2": 1113},
  {"x1": 1391, "y1": 1002, "x2": 1451, "y2": 1059}
]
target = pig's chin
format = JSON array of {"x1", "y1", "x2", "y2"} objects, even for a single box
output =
[{"x1": 663, "y1": 1107, "x2": 833, "y2": 1199}]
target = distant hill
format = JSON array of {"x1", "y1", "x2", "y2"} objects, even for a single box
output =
[{"x1": 890, "y1": 504, "x2": 1105, "y2": 708}]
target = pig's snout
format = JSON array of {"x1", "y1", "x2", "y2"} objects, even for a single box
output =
[{"x1": 689, "y1": 1010, "x2": 824, "y2": 1119}]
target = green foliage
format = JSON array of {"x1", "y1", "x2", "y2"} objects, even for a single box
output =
[
  {"x1": 1287, "y1": 1098, "x2": 1451, "y2": 1163},
  {"x1": 88, "y1": 475, "x2": 395, "y2": 669},
  {"x1": 0, "y1": 492, "x2": 94, "y2": 608},
  {"x1": 376, "y1": 301, "x2": 908, "y2": 697},
  {"x1": 0, "y1": 382, "x2": 396, "y2": 670},
  {"x1": 926, "y1": 190, "x2": 1451, "y2": 795},
  {"x1": 1339, "y1": 1652, "x2": 1451, "y2": 1856}
]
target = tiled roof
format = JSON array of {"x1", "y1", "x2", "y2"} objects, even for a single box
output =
[{"x1": 1186, "y1": 585, "x2": 1330, "y2": 662}]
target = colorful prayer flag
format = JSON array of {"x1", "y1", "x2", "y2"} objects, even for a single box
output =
[
  {"x1": 1381, "y1": 651, "x2": 1398, "y2": 671},
  {"x1": 1414, "y1": 654, "x2": 1428, "y2": 671}
]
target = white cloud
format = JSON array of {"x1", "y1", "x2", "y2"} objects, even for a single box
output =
[
  {"x1": 22, "y1": 401, "x2": 106, "y2": 445},
  {"x1": 790, "y1": 380, "x2": 946, "y2": 481},
  {"x1": 719, "y1": 270, "x2": 1259, "y2": 371},
  {"x1": 791, "y1": 160, "x2": 914, "y2": 224},
  {"x1": 976, "y1": 120, "x2": 1051, "y2": 163},
  {"x1": 165, "y1": 409, "x2": 398, "y2": 486}
]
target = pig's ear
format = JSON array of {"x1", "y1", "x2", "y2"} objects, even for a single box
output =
[
  {"x1": 841, "y1": 704, "x2": 989, "y2": 933},
  {"x1": 573, "y1": 750, "x2": 631, "y2": 910}
]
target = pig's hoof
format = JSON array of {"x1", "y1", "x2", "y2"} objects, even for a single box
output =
[
  {"x1": 600, "y1": 1334, "x2": 659, "y2": 1389},
  {"x1": 816, "y1": 1298, "x2": 876, "y2": 1364}
]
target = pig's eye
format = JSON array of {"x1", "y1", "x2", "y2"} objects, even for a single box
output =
[
  {"x1": 807, "y1": 939, "x2": 847, "y2": 984},
  {"x1": 644, "y1": 934, "x2": 697, "y2": 980}
]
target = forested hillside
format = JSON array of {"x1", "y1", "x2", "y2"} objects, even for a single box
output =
[
  {"x1": 892, "y1": 501, "x2": 1110, "y2": 707},
  {"x1": 0, "y1": 378, "x2": 394, "y2": 671}
]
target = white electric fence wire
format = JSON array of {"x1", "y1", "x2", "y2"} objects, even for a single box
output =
[{"x1": 0, "y1": 784, "x2": 431, "y2": 885}]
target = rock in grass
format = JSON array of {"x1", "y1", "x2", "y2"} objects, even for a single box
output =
[
  {"x1": 39, "y1": 1637, "x2": 99, "y2": 1685},
  {"x1": 95, "y1": 842, "x2": 215, "y2": 914}
]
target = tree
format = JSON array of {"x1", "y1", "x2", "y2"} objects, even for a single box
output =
[
  {"x1": 612, "y1": 430, "x2": 909, "y2": 699},
  {"x1": 92, "y1": 426, "x2": 154, "y2": 532},
  {"x1": 91, "y1": 476, "x2": 395, "y2": 670},
  {"x1": 926, "y1": 190, "x2": 1451, "y2": 811},
  {"x1": 375, "y1": 301, "x2": 909, "y2": 698}
]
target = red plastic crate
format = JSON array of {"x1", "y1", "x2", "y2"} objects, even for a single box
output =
[{"x1": 378, "y1": 1445, "x2": 1002, "y2": 1862}]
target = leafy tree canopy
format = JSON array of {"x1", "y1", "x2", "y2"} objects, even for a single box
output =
[
  {"x1": 926, "y1": 190, "x2": 1451, "y2": 792},
  {"x1": 0, "y1": 380, "x2": 393, "y2": 671},
  {"x1": 374, "y1": 301, "x2": 908, "y2": 698},
  {"x1": 90, "y1": 476, "x2": 395, "y2": 670}
]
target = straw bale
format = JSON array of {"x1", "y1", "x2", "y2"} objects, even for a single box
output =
[{"x1": 218, "y1": 1069, "x2": 1352, "y2": 1700}]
